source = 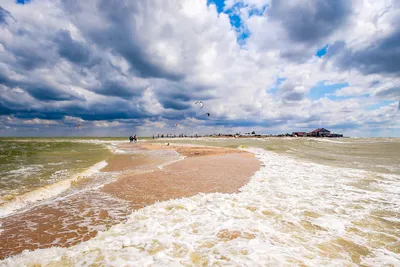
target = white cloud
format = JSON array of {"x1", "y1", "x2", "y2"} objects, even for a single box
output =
[{"x1": 0, "y1": 0, "x2": 399, "y2": 136}]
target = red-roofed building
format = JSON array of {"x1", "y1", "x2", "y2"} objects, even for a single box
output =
[{"x1": 309, "y1": 128, "x2": 330, "y2": 137}]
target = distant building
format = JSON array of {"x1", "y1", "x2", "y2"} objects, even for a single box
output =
[
  {"x1": 309, "y1": 128, "x2": 330, "y2": 137},
  {"x1": 292, "y1": 132, "x2": 307, "y2": 137}
]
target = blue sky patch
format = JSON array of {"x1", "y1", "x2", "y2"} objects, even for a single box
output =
[
  {"x1": 236, "y1": 30, "x2": 251, "y2": 44},
  {"x1": 248, "y1": 5, "x2": 268, "y2": 17},
  {"x1": 366, "y1": 100, "x2": 395, "y2": 111},
  {"x1": 207, "y1": 0, "x2": 225, "y2": 13},
  {"x1": 327, "y1": 94, "x2": 370, "y2": 101},
  {"x1": 308, "y1": 81, "x2": 348, "y2": 100},
  {"x1": 225, "y1": 2, "x2": 250, "y2": 43},
  {"x1": 207, "y1": 0, "x2": 267, "y2": 44},
  {"x1": 227, "y1": 10, "x2": 242, "y2": 28},
  {"x1": 268, "y1": 77, "x2": 286, "y2": 94},
  {"x1": 316, "y1": 44, "x2": 329, "y2": 58}
]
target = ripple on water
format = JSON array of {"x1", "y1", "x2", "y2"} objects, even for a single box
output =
[{"x1": 1, "y1": 148, "x2": 399, "y2": 266}]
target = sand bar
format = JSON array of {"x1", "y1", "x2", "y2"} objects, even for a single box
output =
[
  {"x1": 0, "y1": 142, "x2": 260, "y2": 259},
  {"x1": 102, "y1": 151, "x2": 259, "y2": 205}
]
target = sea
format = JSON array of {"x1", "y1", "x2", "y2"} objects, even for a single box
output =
[{"x1": 0, "y1": 137, "x2": 399, "y2": 266}]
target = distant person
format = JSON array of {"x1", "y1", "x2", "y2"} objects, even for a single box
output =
[
  {"x1": 129, "y1": 136, "x2": 134, "y2": 143},
  {"x1": 133, "y1": 134, "x2": 138, "y2": 143}
]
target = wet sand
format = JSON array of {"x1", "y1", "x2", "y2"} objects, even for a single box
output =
[
  {"x1": 0, "y1": 142, "x2": 259, "y2": 259},
  {"x1": 102, "y1": 152, "x2": 259, "y2": 205}
]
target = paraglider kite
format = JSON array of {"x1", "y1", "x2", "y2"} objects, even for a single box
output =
[{"x1": 195, "y1": 100, "x2": 204, "y2": 109}]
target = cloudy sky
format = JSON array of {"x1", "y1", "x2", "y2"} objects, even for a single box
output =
[{"x1": 0, "y1": 0, "x2": 399, "y2": 137}]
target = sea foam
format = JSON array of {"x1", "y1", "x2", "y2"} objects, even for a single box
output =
[
  {"x1": 0, "y1": 161, "x2": 108, "y2": 218},
  {"x1": 1, "y1": 148, "x2": 399, "y2": 266}
]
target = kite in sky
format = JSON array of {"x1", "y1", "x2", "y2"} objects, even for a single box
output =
[{"x1": 195, "y1": 100, "x2": 204, "y2": 109}]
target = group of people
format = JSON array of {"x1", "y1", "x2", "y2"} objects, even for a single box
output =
[{"x1": 129, "y1": 135, "x2": 138, "y2": 143}]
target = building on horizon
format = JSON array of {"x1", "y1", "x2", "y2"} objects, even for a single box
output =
[{"x1": 309, "y1": 128, "x2": 331, "y2": 137}]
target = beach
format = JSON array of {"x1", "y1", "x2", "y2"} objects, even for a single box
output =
[
  {"x1": 0, "y1": 141, "x2": 260, "y2": 260},
  {"x1": 0, "y1": 137, "x2": 399, "y2": 266},
  {"x1": 2, "y1": 0, "x2": 399, "y2": 265}
]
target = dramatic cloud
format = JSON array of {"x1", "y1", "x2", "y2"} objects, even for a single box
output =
[
  {"x1": 0, "y1": 0, "x2": 399, "y2": 137},
  {"x1": 330, "y1": 30, "x2": 400, "y2": 76},
  {"x1": 268, "y1": 0, "x2": 352, "y2": 44},
  {"x1": 54, "y1": 30, "x2": 91, "y2": 64},
  {"x1": 0, "y1": 6, "x2": 12, "y2": 24}
]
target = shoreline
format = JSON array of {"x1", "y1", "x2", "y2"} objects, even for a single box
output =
[
  {"x1": 1, "y1": 139, "x2": 399, "y2": 265},
  {"x1": 102, "y1": 143, "x2": 260, "y2": 206},
  {"x1": 0, "y1": 160, "x2": 108, "y2": 218},
  {"x1": 0, "y1": 141, "x2": 260, "y2": 260}
]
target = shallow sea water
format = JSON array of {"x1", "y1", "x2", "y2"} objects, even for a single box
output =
[
  {"x1": 0, "y1": 139, "x2": 112, "y2": 202},
  {"x1": 0, "y1": 138, "x2": 399, "y2": 266}
]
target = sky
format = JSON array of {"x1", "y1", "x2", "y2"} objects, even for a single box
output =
[{"x1": 0, "y1": 0, "x2": 399, "y2": 137}]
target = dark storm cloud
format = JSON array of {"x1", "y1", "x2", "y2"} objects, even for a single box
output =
[
  {"x1": 0, "y1": 85, "x2": 71, "y2": 119},
  {"x1": 268, "y1": 0, "x2": 351, "y2": 44},
  {"x1": 0, "y1": 74, "x2": 85, "y2": 102},
  {"x1": 11, "y1": 46, "x2": 50, "y2": 71},
  {"x1": 14, "y1": 110, "x2": 67, "y2": 120},
  {"x1": 113, "y1": 40, "x2": 184, "y2": 81},
  {"x1": 0, "y1": 90, "x2": 151, "y2": 121},
  {"x1": 54, "y1": 30, "x2": 91, "y2": 64},
  {"x1": 0, "y1": 21, "x2": 55, "y2": 71},
  {"x1": 160, "y1": 99, "x2": 191, "y2": 110},
  {"x1": 61, "y1": 0, "x2": 184, "y2": 81},
  {"x1": 0, "y1": 6, "x2": 12, "y2": 24},
  {"x1": 329, "y1": 30, "x2": 400, "y2": 76},
  {"x1": 25, "y1": 85, "x2": 83, "y2": 101},
  {"x1": 0, "y1": 103, "x2": 13, "y2": 115},
  {"x1": 92, "y1": 80, "x2": 146, "y2": 99},
  {"x1": 68, "y1": 98, "x2": 153, "y2": 121},
  {"x1": 165, "y1": 91, "x2": 197, "y2": 102},
  {"x1": 0, "y1": 71, "x2": 11, "y2": 86},
  {"x1": 0, "y1": 0, "x2": 216, "y2": 128},
  {"x1": 152, "y1": 80, "x2": 214, "y2": 112}
]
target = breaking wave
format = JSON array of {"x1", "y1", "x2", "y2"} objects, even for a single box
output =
[
  {"x1": 0, "y1": 161, "x2": 108, "y2": 218},
  {"x1": 2, "y1": 148, "x2": 399, "y2": 266}
]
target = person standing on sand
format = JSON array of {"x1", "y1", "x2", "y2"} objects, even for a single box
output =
[{"x1": 133, "y1": 134, "x2": 138, "y2": 143}]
